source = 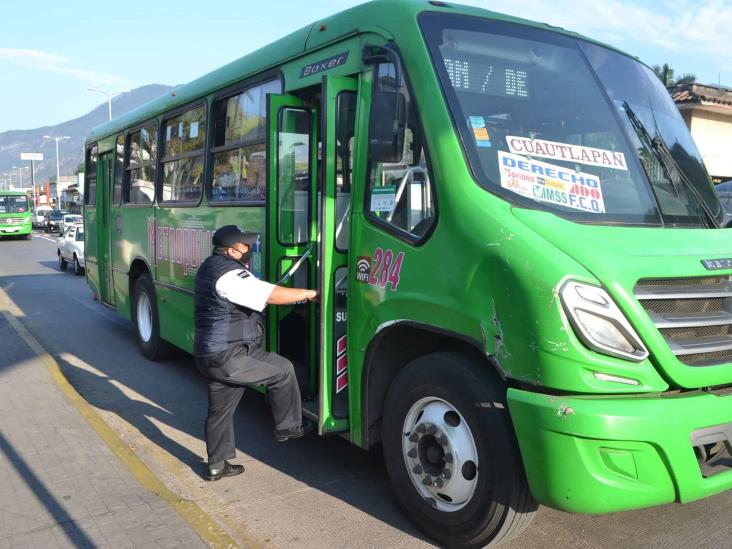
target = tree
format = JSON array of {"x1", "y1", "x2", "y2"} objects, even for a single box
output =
[
  {"x1": 75, "y1": 162, "x2": 84, "y2": 175},
  {"x1": 652, "y1": 63, "x2": 696, "y2": 88}
]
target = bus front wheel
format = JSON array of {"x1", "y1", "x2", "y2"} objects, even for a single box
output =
[
  {"x1": 132, "y1": 275, "x2": 168, "y2": 361},
  {"x1": 382, "y1": 352, "x2": 536, "y2": 548}
]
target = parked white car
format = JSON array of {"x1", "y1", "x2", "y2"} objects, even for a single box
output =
[
  {"x1": 57, "y1": 224, "x2": 85, "y2": 275},
  {"x1": 60, "y1": 214, "x2": 82, "y2": 235}
]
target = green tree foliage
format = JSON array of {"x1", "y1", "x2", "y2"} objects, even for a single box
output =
[
  {"x1": 75, "y1": 162, "x2": 84, "y2": 175},
  {"x1": 652, "y1": 63, "x2": 696, "y2": 88}
]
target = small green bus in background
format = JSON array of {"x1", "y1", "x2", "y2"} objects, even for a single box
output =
[
  {"x1": 84, "y1": 1, "x2": 732, "y2": 546},
  {"x1": 0, "y1": 190, "x2": 32, "y2": 240}
]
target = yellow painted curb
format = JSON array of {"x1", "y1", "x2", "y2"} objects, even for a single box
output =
[{"x1": 0, "y1": 287, "x2": 240, "y2": 549}]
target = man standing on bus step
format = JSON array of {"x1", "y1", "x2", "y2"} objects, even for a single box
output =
[{"x1": 194, "y1": 224, "x2": 318, "y2": 481}]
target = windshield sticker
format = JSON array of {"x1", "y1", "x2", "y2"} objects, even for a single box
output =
[
  {"x1": 370, "y1": 186, "x2": 396, "y2": 213},
  {"x1": 498, "y1": 151, "x2": 606, "y2": 214},
  {"x1": 507, "y1": 136, "x2": 627, "y2": 171},
  {"x1": 469, "y1": 116, "x2": 492, "y2": 148}
]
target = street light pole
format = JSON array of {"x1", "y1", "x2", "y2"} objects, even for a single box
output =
[
  {"x1": 88, "y1": 87, "x2": 112, "y2": 120},
  {"x1": 11, "y1": 166, "x2": 27, "y2": 189},
  {"x1": 43, "y1": 135, "x2": 71, "y2": 208}
]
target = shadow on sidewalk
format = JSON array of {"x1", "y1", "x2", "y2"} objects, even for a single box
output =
[
  {"x1": 0, "y1": 432, "x2": 93, "y2": 548},
  {"x1": 54, "y1": 355, "x2": 206, "y2": 473}
]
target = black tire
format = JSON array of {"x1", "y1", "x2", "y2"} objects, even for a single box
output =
[
  {"x1": 25, "y1": 233, "x2": 31, "y2": 241},
  {"x1": 132, "y1": 274, "x2": 168, "y2": 361},
  {"x1": 57, "y1": 252, "x2": 67, "y2": 271},
  {"x1": 382, "y1": 352, "x2": 537, "y2": 548},
  {"x1": 73, "y1": 255, "x2": 83, "y2": 276}
]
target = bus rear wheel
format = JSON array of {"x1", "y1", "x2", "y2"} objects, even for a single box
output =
[
  {"x1": 132, "y1": 274, "x2": 168, "y2": 361},
  {"x1": 382, "y1": 352, "x2": 536, "y2": 548}
]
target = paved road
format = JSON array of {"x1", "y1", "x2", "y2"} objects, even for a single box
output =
[{"x1": 1, "y1": 231, "x2": 731, "y2": 548}]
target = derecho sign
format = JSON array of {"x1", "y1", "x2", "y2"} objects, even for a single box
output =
[{"x1": 498, "y1": 151, "x2": 606, "y2": 214}]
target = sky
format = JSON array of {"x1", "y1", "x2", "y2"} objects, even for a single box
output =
[{"x1": 1, "y1": 0, "x2": 731, "y2": 133}]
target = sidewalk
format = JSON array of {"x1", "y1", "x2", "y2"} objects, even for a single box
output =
[{"x1": 0, "y1": 312, "x2": 209, "y2": 549}]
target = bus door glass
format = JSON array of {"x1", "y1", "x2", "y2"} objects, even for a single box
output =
[
  {"x1": 267, "y1": 95, "x2": 319, "y2": 420},
  {"x1": 319, "y1": 76, "x2": 358, "y2": 434},
  {"x1": 98, "y1": 151, "x2": 115, "y2": 306}
]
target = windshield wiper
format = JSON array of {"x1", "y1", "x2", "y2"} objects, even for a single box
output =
[{"x1": 621, "y1": 101, "x2": 721, "y2": 229}]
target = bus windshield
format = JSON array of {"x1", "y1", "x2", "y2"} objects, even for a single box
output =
[
  {"x1": 0, "y1": 195, "x2": 29, "y2": 214},
  {"x1": 420, "y1": 13, "x2": 723, "y2": 227}
]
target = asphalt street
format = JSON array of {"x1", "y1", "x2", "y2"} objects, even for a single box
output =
[{"x1": 0, "y1": 230, "x2": 730, "y2": 549}]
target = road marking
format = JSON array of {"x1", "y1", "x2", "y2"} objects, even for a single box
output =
[
  {"x1": 33, "y1": 233, "x2": 59, "y2": 244},
  {"x1": 0, "y1": 285, "x2": 241, "y2": 549}
]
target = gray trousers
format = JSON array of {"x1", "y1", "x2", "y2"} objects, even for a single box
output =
[{"x1": 195, "y1": 343, "x2": 302, "y2": 464}]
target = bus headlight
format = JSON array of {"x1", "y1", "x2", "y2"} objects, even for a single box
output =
[{"x1": 559, "y1": 280, "x2": 648, "y2": 362}]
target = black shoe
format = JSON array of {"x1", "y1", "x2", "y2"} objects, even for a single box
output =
[
  {"x1": 203, "y1": 460, "x2": 245, "y2": 481},
  {"x1": 274, "y1": 418, "x2": 316, "y2": 442}
]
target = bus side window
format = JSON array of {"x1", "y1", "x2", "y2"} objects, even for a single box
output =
[
  {"x1": 85, "y1": 144, "x2": 98, "y2": 206},
  {"x1": 366, "y1": 63, "x2": 435, "y2": 239},
  {"x1": 160, "y1": 107, "x2": 205, "y2": 204},
  {"x1": 125, "y1": 123, "x2": 157, "y2": 205},
  {"x1": 210, "y1": 79, "x2": 281, "y2": 203}
]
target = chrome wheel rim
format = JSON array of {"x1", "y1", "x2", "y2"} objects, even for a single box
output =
[
  {"x1": 402, "y1": 397, "x2": 479, "y2": 512},
  {"x1": 136, "y1": 291, "x2": 153, "y2": 342}
]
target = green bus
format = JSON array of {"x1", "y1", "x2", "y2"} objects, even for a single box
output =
[
  {"x1": 84, "y1": 0, "x2": 732, "y2": 546},
  {"x1": 0, "y1": 190, "x2": 32, "y2": 240}
]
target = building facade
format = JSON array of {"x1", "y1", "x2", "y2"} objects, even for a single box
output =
[{"x1": 671, "y1": 83, "x2": 732, "y2": 182}]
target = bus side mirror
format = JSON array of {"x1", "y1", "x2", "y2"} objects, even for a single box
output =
[{"x1": 368, "y1": 90, "x2": 407, "y2": 163}]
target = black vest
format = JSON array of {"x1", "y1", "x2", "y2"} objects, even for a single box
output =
[{"x1": 193, "y1": 251, "x2": 264, "y2": 357}]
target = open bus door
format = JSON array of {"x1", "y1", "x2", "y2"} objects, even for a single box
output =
[
  {"x1": 267, "y1": 75, "x2": 358, "y2": 435},
  {"x1": 267, "y1": 94, "x2": 320, "y2": 425},
  {"x1": 318, "y1": 76, "x2": 358, "y2": 433},
  {"x1": 97, "y1": 151, "x2": 115, "y2": 306}
]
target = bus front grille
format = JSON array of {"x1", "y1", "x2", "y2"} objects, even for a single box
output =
[
  {"x1": 635, "y1": 276, "x2": 732, "y2": 367},
  {"x1": 0, "y1": 217, "x2": 25, "y2": 224}
]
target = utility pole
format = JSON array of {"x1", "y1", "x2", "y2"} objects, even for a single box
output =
[
  {"x1": 21, "y1": 152, "x2": 43, "y2": 206},
  {"x1": 43, "y1": 136, "x2": 70, "y2": 208}
]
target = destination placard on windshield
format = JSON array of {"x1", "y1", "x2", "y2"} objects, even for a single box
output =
[
  {"x1": 498, "y1": 151, "x2": 606, "y2": 213},
  {"x1": 507, "y1": 136, "x2": 627, "y2": 171}
]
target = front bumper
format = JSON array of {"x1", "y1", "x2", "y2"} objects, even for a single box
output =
[
  {"x1": 508, "y1": 387, "x2": 732, "y2": 514},
  {"x1": 0, "y1": 223, "x2": 31, "y2": 235}
]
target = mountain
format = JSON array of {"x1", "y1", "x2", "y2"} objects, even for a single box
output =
[{"x1": 0, "y1": 84, "x2": 173, "y2": 185}]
